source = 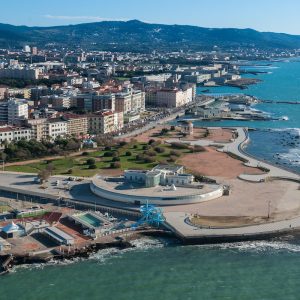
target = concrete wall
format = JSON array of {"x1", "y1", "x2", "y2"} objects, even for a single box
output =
[{"x1": 90, "y1": 180, "x2": 224, "y2": 206}]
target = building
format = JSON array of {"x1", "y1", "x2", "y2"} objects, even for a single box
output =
[
  {"x1": 26, "y1": 118, "x2": 48, "y2": 141},
  {"x1": 0, "y1": 68, "x2": 41, "y2": 80},
  {"x1": 23, "y1": 45, "x2": 31, "y2": 53},
  {"x1": 7, "y1": 99, "x2": 29, "y2": 125},
  {"x1": 124, "y1": 164, "x2": 192, "y2": 188},
  {"x1": 1, "y1": 222, "x2": 25, "y2": 239},
  {"x1": 63, "y1": 113, "x2": 88, "y2": 136},
  {"x1": 115, "y1": 89, "x2": 145, "y2": 113},
  {"x1": 47, "y1": 118, "x2": 68, "y2": 139},
  {"x1": 31, "y1": 47, "x2": 38, "y2": 55},
  {"x1": 0, "y1": 237, "x2": 11, "y2": 251},
  {"x1": 43, "y1": 226, "x2": 74, "y2": 246},
  {"x1": 0, "y1": 86, "x2": 8, "y2": 100},
  {"x1": 0, "y1": 99, "x2": 29, "y2": 125},
  {"x1": 0, "y1": 125, "x2": 32, "y2": 146},
  {"x1": 92, "y1": 94, "x2": 115, "y2": 112},
  {"x1": 40, "y1": 95, "x2": 71, "y2": 110},
  {"x1": 0, "y1": 102, "x2": 8, "y2": 123},
  {"x1": 146, "y1": 85, "x2": 194, "y2": 108},
  {"x1": 115, "y1": 93, "x2": 131, "y2": 113},
  {"x1": 88, "y1": 110, "x2": 123, "y2": 134},
  {"x1": 7, "y1": 88, "x2": 31, "y2": 99}
]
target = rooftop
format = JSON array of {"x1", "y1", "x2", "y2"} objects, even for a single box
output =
[{"x1": 94, "y1": 176, "x2": 219, "y2": 198}]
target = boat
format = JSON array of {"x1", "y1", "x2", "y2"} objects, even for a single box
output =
[{"x1": 201, "y1": 89, "x2": 210, "y2": 93}]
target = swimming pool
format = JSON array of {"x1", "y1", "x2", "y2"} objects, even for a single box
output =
[{"x1": 78, "y1": 213, "x2": 102, "y2": 228}]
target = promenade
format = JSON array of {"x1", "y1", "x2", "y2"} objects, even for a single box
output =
[
  {"x1": 222, "y1": 127, "x2": 300, "y2": 182},
  {"x1": 163, "y1": 127, "x2": 300, "y2": 242},
  {"x1": 167, "y1": 127, "x2": 300, "y2": 183},
  {"x1": 164, "y1": 211, "x2": 300, "y2": 242}
]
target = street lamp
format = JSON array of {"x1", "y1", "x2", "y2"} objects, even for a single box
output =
[{"x1": 267, "y1": 200, "x2": 271, "y2": 219}]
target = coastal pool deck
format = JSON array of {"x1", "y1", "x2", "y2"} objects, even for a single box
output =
[{"x1": 77, "y1": 213, "x2": 102, "y2": 227}]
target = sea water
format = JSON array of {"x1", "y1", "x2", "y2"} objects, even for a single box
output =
[
  {"x1": 193, "y1": 59, "x2": 300, "y2": 172},
  {"x1": 2, "y1": 236, "x2": 300, "y2": 300},
  {"x1": 2, "y1": 60, "x2": 300, "y2": 300}
]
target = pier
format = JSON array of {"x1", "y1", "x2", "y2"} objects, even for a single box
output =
[{"x1": 261, "y1": 100, "x2": 300, "y2": 105}]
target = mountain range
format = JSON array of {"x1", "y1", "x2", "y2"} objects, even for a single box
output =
[{"x1": 1, "y1": 20, "x2": 300, "y2": 52}]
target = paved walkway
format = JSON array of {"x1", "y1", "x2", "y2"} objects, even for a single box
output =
[{"x1": 164, "y1": 211, "x2": 300, "y2": 240}]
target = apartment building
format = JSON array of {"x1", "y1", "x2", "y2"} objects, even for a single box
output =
[
  {"x1": 0, "y1": 99, "x2": 29, "y2": 125},
  {"x1": 92, "y1": 94, "x2": 115, "y2": 112},
  {"x1": 0, "y1": 68, "x2": 41, "y2": 80},
  {"x1": 146, "y1": 85, "x2": 194, "y2": 108},
  {"x1": 7, "y1": 99, "x2": 29, "y2": 125},
  {"x1": 26, "y1": 118, "x2": 67, "y2": 141},
  {"x1": 63, "y1": 113, "x2": 88, "y2": 136},
  {"x1": 88, "y1": 111, "x2": 123, "y2": 134},
  {"x1": 0, "y1": 125, "x2": 32, "y2": 146},
  {"x1": 47, "y1": 119, "x2": 68, "y2": 140},
  {"x1": 115, "y1": 89, "x2": 145, "y2": 113},
  {"x1": 115, "y1": 93, "x2": 131, "y2": 113}
]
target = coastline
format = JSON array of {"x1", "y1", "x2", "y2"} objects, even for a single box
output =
[{"x1": 0, "y1": 229, "x2": 173, "y2": 275}]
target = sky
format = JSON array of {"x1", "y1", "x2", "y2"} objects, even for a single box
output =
[{"x1": 1, "y1": 0, "x2": 300, "y2": 35}]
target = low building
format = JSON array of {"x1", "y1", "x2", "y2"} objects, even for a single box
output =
[
  {"x1": 43, "y1": 226, "x2": 74, "y2": 246},
  {"x1": 0, "y1": 237, "x2": 11, "y2": 251},
  {"x1": 1, "y1": 222, "x2": 25, "y2": 239},
  {"x1": 124, "y1": 164, "x2": 192, "y2": 188}
]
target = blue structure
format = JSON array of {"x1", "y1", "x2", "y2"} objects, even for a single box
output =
[{"x1": 133, "y1": 201, "x2": 165, "y2": 228}]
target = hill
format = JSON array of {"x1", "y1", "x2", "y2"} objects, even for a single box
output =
[{"x1": 1, "y1": 20, "x2": 300, "y2": 51}]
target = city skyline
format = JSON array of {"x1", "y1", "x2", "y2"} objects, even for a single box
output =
[{"x1": 1, "y1": 0, "x2": 300, "y2": 35}]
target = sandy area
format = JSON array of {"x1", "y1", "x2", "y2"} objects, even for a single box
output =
[
  {"x1": 124, "y1": 125, "x2": 179, "y2": 143},
  {"x1": 179, "y1": 147, "x2": 264, "y2": 179},
  {"x1": 163, "y1": 179, "x2": 300, "y2": 221},
  {"x1": 125, "y1": 125, "x2": 234, "y2": 144},
  {"x1": 183, "y1": 127, "x2": 234, "y2": 143}
]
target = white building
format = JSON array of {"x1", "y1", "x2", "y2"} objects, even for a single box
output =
[
  {"x1": 47, "y1": 119, "x2": 68, "y2": 140},
  {"x1": 26, "y1": 118, "x2": 67, "y2": 141},
  {"x1": 0, "y1": 125, "x2": 32, "y2": 147},
  {"x1": 146, "y1": 86, "x2": 194, "y2": 108},
  {"x1": 7, "y1": 99, "x2": 29, "y2": 125}
]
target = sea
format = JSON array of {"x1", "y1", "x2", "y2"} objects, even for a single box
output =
[{"x1": 2, "y1": 59, "x2": 300, "y2": 300}]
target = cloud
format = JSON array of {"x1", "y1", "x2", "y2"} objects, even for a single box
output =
[{"x1": 43, "y1": 15, "x2": 128, "y2": 22}]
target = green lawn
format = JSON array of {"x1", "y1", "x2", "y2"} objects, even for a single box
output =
[{"x1": 5, "y1": 141, "x2": 192, "y2": 177}]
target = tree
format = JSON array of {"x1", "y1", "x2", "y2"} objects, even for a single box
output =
[
  {"x1": 110, "y1": 162, "x2": 121, "y2": 169},
  {"x1": 38, "y1": 169, "x2": 50, "y2": 183},
  {"x1": 86, "y1": 158, "x2": 96, "y2": 165},
  {"x1": 45, "y1": 163, "x2": 55, "y2": 175}
]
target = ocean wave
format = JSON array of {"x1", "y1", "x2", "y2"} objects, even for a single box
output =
[
  {"x1": 278, "y1": 148, "x2": 300, "y2": 165},
  {"x1": 197, "y1": 239, "x2": 300, "y2": 253},
  {"x1": 264, "y1": 128, "x2": 300, "y2": 135},
  {"x1": 11, "y1": 237, "x2": 168, "y2": 273}
]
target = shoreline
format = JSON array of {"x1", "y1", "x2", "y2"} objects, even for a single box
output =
[{"x1": 0, "y1": 229, "x2": 173, "y2": 275}]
